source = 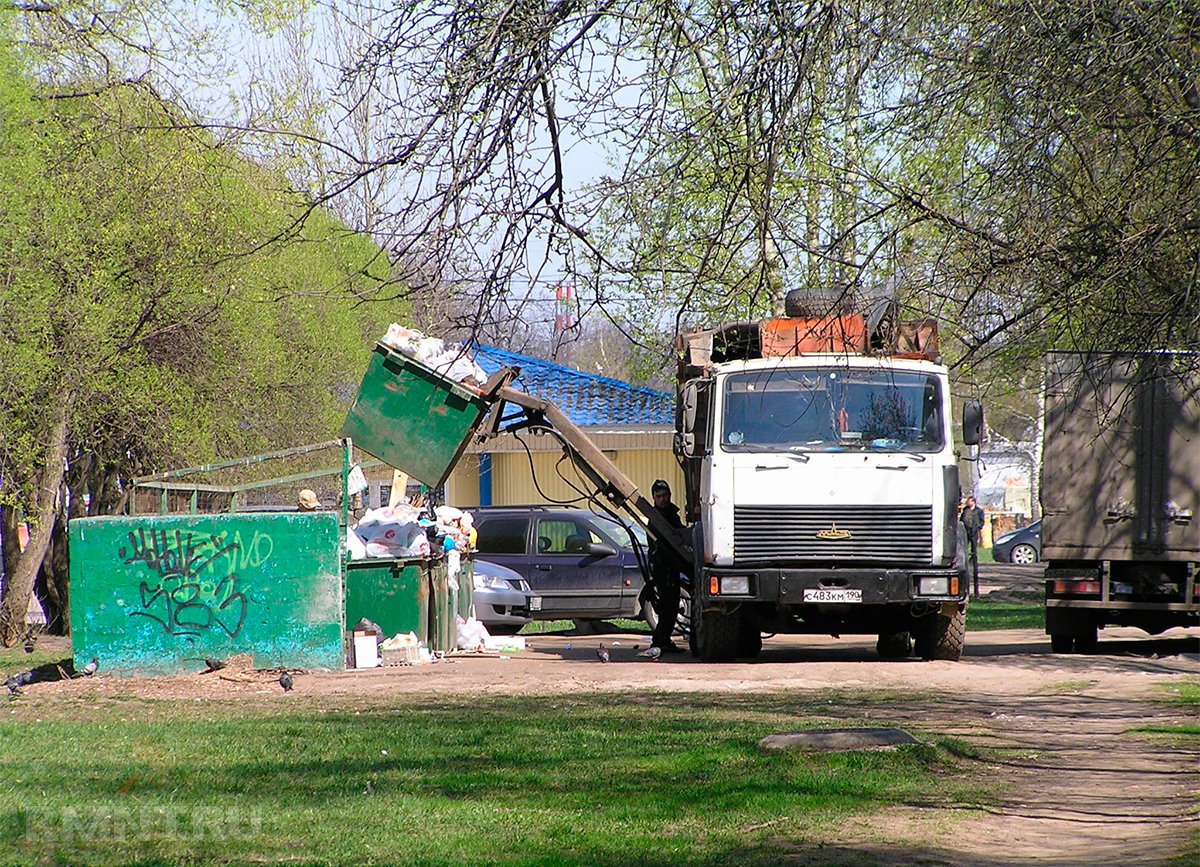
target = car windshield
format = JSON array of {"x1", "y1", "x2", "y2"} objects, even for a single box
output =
[
  {"x1": 721, "y1": 367, "x2": 945, "y2": 454},
  {"x1": 591, "y1": 514, "x2": 646, "y2": 550}
]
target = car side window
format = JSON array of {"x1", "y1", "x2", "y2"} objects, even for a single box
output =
[
  {"x1": 537, "y1": 519, "x2": 599, "y2": 554},
  {"x1": 475, "y1": 517, "x2": 530, "y2": 555}
]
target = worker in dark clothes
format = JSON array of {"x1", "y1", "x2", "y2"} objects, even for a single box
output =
[
  {"x1": 648, "y1": 479, "x2": 689, "y2": 653},
  {"x1": 960, "y1": 495, "x2": 985, "y2": 597}
]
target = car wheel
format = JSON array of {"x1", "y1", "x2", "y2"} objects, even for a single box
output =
[
  {"x1": 1010, "y1": 543, "x2": 1038, "y2": 565},
  {"x1": 643, "y1": 596, "x2": 691, "y2": 639}
]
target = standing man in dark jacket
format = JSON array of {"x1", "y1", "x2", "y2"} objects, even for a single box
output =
[
  {"x1": 648, "y1": 479, "x2": 688, "y2": 653},
  {"x1": 960, "y1": 496, "x2": 985, "y2": 597}
]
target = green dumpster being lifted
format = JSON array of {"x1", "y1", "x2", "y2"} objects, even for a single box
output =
[{"x1": 341, "y1": 344, "x2": 491, "y2": 488}]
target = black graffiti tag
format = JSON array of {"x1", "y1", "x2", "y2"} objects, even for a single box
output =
[{"x1": 121, "y1": 528, "x2": 252, "y2": 638}]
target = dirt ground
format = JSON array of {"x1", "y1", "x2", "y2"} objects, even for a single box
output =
[{"x1": 14, "y1": 619, "x2": 1200, "y2": 867}]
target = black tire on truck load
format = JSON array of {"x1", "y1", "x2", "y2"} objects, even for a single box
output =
[{"x1": 783, "y1": 287, "x2": 858, "y2": 318}]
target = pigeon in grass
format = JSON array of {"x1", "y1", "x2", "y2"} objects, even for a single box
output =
[
  {"x1": 78, "y1": 657, "x2": 99, "y2": 677},
  {"x1": 363, "y1": 780, "x2": 374, "y2": 795},
  {"x1": 23, "y1": 632, "x2": 35, "y2": 654},
  {"x1": 596, "y1": 643, "x2": 610, "y2": 663},
  {"x1": 279, "y1": 671, "x2": 294, "y2": 692},
  {"x1": 637, "y1": 646, "x2": 663, "y2": 662}
]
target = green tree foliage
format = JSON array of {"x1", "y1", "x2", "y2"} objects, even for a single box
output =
[
  {"x1": 332, "y1": 0, "x2": 1198, "y2": 383},
  {"x1": 0, "y1": 39, "x2": 396, "y2": 641}
]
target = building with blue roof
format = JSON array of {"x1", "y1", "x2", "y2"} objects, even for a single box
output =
[{"x1": 445, "y1": 346, "x2": 685, "y2": 507}]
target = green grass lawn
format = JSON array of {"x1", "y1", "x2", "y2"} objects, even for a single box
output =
[
  {"x1": 0, "y1": 691, "x2": 985, "y2": 866},
  {"x1": 966, "y1": 595, "x2": 1044, "y2": 631}
]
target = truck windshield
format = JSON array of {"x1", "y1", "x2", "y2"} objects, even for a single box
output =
[{"x1": 721, "y1": 368, "x2": 945, "y2": 453}]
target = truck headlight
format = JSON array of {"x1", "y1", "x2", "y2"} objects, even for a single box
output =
[
  {"x1": 720, "y1": 576, "x2": 751, "y2": 595},
  {"x1": 917, "y1": 576, "x2": 950, "y2": 596}
]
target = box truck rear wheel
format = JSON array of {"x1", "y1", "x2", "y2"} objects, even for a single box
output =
[{"x1": 1049, "y1": 634, "x2": 1074, "y2": 653}]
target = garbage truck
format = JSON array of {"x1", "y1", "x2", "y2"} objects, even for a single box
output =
[
  {"x1": 1041, "y1": 351, "x2": 1200, "y2": 653},
  {"x1": 342, "y1": 298, "x2": 983, "y2": 662}
]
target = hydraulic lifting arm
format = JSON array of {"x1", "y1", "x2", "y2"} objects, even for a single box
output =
[{"x1": 474, "y1": 370, "x2": 693, "y2": 567}]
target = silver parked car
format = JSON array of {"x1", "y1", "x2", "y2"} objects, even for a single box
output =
[{"x1": 472, "y1": 559, "x2": 537, "y2": 635}]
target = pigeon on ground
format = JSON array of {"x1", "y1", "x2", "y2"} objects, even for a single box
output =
[
  {"x1": 279, "y1": 671, "x2": 293, "y2": 692},
  {"x1": 638, "y1": 646, "x2": 663, "y2": 661},
  {"x1": 78, "y1": 657, "x2": 99, "y2": 677},
  {"x1": 6, "y1": 669, "x2": 34, "y2": 693},
  {"x1": 23, "y1": 633, "x2": 35, "y2": 654},
  {"x1": 203, "y1": 657, "x2": 225, "y2": 673},
  {"x1": 596, "y1": 643, "x2": 610, "y2": 663}
]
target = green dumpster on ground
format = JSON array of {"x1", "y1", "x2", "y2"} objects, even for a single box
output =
[
  {"x1": 344, "y1": 557, "x2": 433, "y2": 645},
  {"x1": 69, "y1": 512, "x2": 345, "y2": 676}
]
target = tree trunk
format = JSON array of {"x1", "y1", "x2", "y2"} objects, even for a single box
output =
[
  {"x1": 36, "y1": 511, "x2": 70, "y2": 634},
  {"x1": 0, "y1": 407, "x2": 70, "y2": 646},
  {"x1": 0, "y1": 504, "x2": 20, "y2": 595}
]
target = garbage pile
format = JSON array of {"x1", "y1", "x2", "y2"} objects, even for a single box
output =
[
  {"x1": 380, "y1": 323, "x2": 488, "y2": 386},
  {"x1": 345, "y1": 503, "x2": 474, "y2": 561}
]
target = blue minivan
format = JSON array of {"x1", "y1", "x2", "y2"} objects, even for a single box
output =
[{"x1": 472, "y1": 506, "x2": 651, "y2": 622}]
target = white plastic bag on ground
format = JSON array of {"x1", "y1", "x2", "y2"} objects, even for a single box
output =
[{"x1": 456, "y1": 616, "x2": 491, "y2": 651}]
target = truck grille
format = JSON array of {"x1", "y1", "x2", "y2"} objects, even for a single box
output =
[{"x1": 733, "y1": 505, "x2": 932, "y2": 564}]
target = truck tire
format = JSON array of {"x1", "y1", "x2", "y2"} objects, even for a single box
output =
[
  {"x1": 1049, "y1": 634, "x2": 1074, "y2": 654},
  {"x1": 737, "y1": 618, "x2": 763, "y2": 657},
  {"x1": 783, "y1": 287, "x2": 858, "y2": 318},
  {"x1": 1074, "y1": 627, "x2": 1099, "y2": 654},
  {"x1": 916, "y1": 608, "x2": 965, "y2": 661},
  {"x1": 876, "y1": 630, "x2": 913, "y2": 660},
  {"x1": 698, "y1": 609, "x2": 740, "y2": 662}
]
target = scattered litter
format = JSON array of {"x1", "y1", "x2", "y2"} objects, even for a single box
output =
[{"x1": 484, "y1": 635, "x2": 525, "y2": 654}]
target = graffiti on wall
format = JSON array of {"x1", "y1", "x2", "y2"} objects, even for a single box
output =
[{"x1": 118, "y1": 527, "x2": 274, "y2": 638}]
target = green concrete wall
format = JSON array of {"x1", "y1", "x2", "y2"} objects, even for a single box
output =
[{"x1": 69, "y1": 513, "x2": 344, "y2": 676}]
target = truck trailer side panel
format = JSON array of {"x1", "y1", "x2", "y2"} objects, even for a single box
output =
[{"x1": 1041, "y1": 352, "x2": 1200, "y2": 561}]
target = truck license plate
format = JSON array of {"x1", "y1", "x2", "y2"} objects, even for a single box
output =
[
  {"x1": 803, "y1": 588, "x2": 863, "y2": 603},
  {"x1": 530, "y1": 596, "x2": 542, "y2": 611}
]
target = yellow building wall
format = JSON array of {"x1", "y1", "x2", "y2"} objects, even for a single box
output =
[{"x1": 445, "y1": 449, "x2": 684, "y2": 508}]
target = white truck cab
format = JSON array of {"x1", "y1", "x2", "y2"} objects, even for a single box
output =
[{"x1": 676, "y1": 315, "x2": 982, "y2": 661}]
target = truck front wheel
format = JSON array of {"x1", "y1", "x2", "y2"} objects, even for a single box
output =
[
  {"x1": 915, "y1": 607, "x2": 966, "y2": 661},
  {"x1": 876, "y1": 630, "x2": 913, "y2": 660},
  {"x1": 697, "y1": 608, "x2": 740, "y2": 662}
]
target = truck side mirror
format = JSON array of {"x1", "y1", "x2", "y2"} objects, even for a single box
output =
[
  {"x1": 681, "y1": 382, "x2": 699, "y2": 431},
  {"x1": 962, "y1": 400, "x2": 984, "y2": 446},
  {"x1": 676, "y1": 379, "x2": 712, "y2": 458}
]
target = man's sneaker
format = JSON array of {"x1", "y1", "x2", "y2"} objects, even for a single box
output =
[{"x1": 654, "y1": 642, "x2": 685, "y2": 654}]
